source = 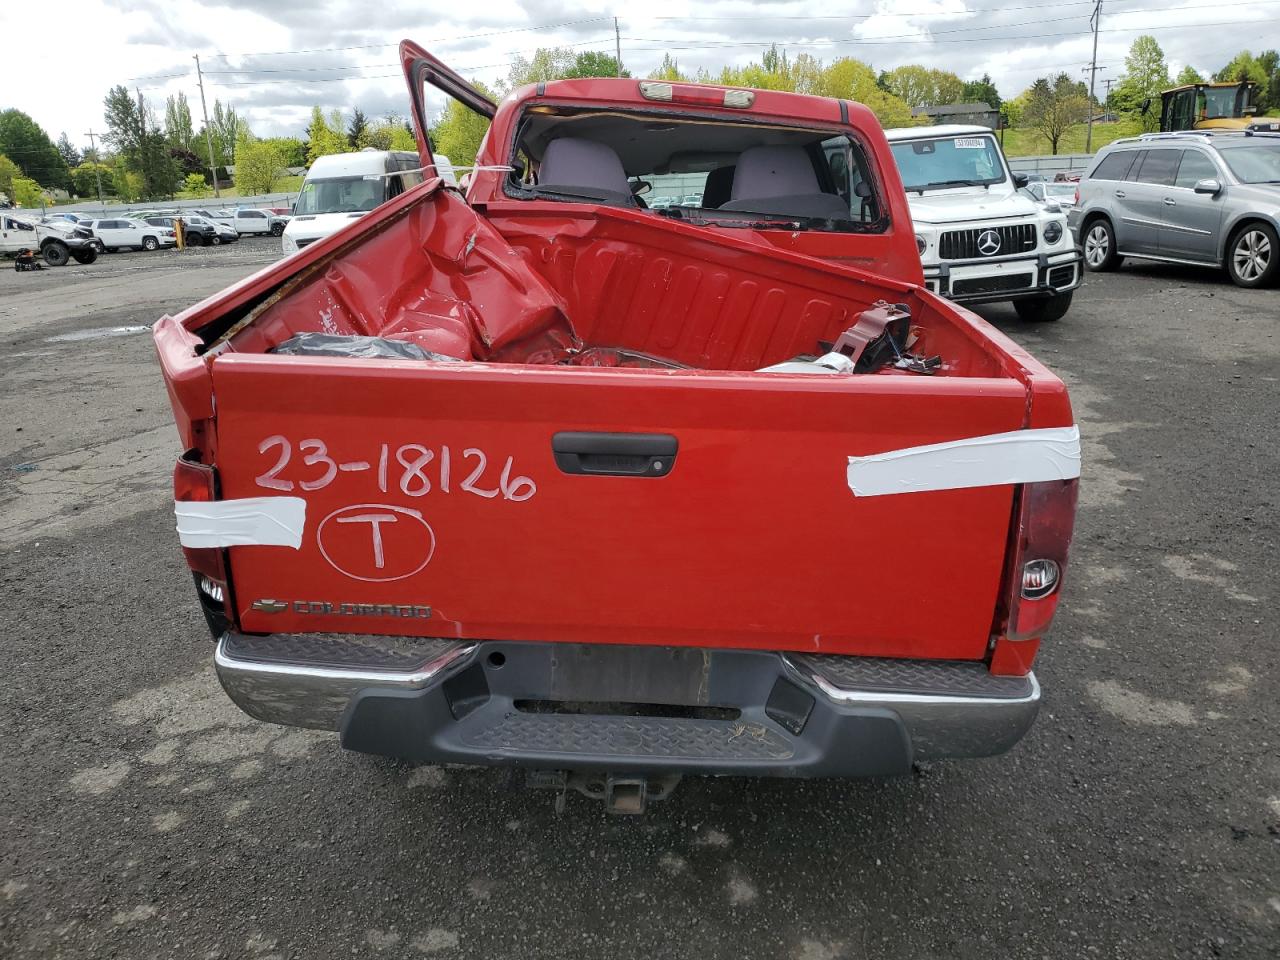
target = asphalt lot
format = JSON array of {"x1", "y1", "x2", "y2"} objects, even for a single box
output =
[{"x1": 1, "y1": 242, "x2": 1277, "y2": 959}]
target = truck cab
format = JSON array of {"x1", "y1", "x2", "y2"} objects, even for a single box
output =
[
  {"x1": 1156, "y1": 81, "x2": 1280, "y2": 134},
  {"x1": 152, "y1": 44, "x2": 1078, "y2": 810},
  {"x1": 884, "y1": 124, "x2": 1082, "y2": 321}
]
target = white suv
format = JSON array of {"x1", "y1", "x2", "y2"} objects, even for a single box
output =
[
  {"x1": 81, "y1": 218, "x2": 176, "y2": 252},
  {"x1": 885, "y1": 125, "x2": 1083, "y2": 321}
]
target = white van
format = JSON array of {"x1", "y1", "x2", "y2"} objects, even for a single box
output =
[{"x1": 281, "y1": 150, "x2": 453, "y2": 254}]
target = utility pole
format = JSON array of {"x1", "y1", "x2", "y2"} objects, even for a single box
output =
[
  {"x1": 83, "y1": 129, "x2": 105, "y2": 206},
  {"x1": 1085, "y1": 0, "x2": 1103, "y2": 153},
  {"x1": 614, "y1": 17, "x2": 623, "y2": 77},
  {"x1": 1102, "y1": 76, "x2": 1116, "y2": 120},
  {"x1": 193, "y1": 54, "x2": 221, "y2": 197}
]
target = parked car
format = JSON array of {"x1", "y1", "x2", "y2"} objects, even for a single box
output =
[
  {"x1": 231, "y1": 208, "x2": 289, "y2": 236},
  {"x1": 680, "y1": 194, "x2": 703, "y2": 207},
  {"x1": 1022, "y1": 180, "x2": 1079, "y2": 210},
  {"x1": 884, "y1": 124, "x2": 1082, "y2": 321},
  {"x1": 0, "y1": 214, "x2": 99, "y2": 265},
  {"x1": 153, "y1": 46, "x2": 1079, "y2": 812},
  {"x1": 45, "y1": 212, "x2": 95, "y2": 226},
  {"x1": 1069, "y1": 130, "x2": 1280, "y2": 288},
  {"x1": 80, "y1": 217, "x2": 176, "y2": 252},
  {"x1": 282, "y1": 150, "x2": 426, "y2": 254},
  {"x1": 143, "y1": 215, "x2": 237, "y2": 246},
  {"x1": 190, "y1": 208, "x2": 237, "y2": 227}
]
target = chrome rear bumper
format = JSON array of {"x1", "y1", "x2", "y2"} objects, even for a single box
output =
[{"x1": 214, "y1": 634, "x2": 1040, "y2": 771}]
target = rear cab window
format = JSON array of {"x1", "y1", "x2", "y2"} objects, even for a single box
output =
[{"x1": 501, "y1": 105, "x2": 889, "y2": 234}]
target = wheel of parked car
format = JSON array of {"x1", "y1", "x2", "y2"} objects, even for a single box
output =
[
  {"x1": 71, "y1": 247, "x2": 98, "y2": 265},
  {"x1": 1226, "y1": 222, "x2": 1278, "y2": 289},
  {"x1": 1082, "y1": 217, "x2": 1122, "y2": 272},
  {"x1": 270, "y1": 222, "x2": 285, "y2": 237},
  {"x1": 142, "y1": 236, "x2": 159, "y2": 251},
  {"x1": 42, "y1": 241, "x2": 70, "y2": 267},
  {"x1": 210, "y1": 234, "x2": 222, "y2": 245},
  {"x1": 1014, "y1": 291, "x2": 1073, "y2": 322}
]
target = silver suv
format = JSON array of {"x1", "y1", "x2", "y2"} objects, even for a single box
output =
[{"x1": 1069, "y1": 131, "x2": 1280, "y2": 287}]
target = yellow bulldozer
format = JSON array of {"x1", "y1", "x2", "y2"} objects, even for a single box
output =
[{"x1": 1149, "y1": 80, "x2": 1280, "y2": 133}]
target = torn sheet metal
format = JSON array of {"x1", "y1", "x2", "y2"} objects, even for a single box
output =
[
  {"x1": 175, "y1": 497, "x2": 307, "y2": 549},
  {"x1": 847, "y1": 426, "x2": 1080, "y2": 497}
]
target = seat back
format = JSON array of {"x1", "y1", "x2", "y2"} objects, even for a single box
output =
[
  {"x1": 720, "y1": 145, "x2": 850, "y2": 219},
  {"x1": 537, "y1": 138, "x2": 633, "y2": 204}
]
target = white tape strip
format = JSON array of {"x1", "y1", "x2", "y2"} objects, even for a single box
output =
[
  {"x1": 175, "y1": 497, "x2": 307, "y2": 549},
  {"x1": 847, "y1": 425, "x2": 1080, "y2": 497}
]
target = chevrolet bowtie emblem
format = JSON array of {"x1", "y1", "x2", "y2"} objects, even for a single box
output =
[{"x1": 251, "y1": 599, "x2": 289, "y2": 613}]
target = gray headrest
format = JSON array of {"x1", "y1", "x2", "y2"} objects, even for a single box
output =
[
  {"x1": 730, "y1": 146, "x2": 820, "y2": 200},
  {"x1": 538, "y1": 137, "x2": 632, "y2": 203}
]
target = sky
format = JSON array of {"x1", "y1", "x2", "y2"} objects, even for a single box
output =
[{"x1": 0, "y1": 0, "x2": 1275, "y2": 149}]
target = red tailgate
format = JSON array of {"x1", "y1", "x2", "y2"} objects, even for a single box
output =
[{"x1": 210, "y1": 354, "x2": 1027, "y2": 659}]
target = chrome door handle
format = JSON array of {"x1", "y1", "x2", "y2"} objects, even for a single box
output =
[
  {"x1": 1114, "y1": 191, "x2": 1126, "y2": 198},
  {"x1": 1163, "y1": 198, "x2": 1176, "y2": 206}
]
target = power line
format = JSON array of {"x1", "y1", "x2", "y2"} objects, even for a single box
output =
[
  {"x1": 619, "y1": 16, "x2": 1279, "y2": 51},
  {"x1": 638, "y1": 0, "x2": 1277, "y2": 18},
  {"x1": 204, "y1": 17, "x2": 614, "y2": 60}
]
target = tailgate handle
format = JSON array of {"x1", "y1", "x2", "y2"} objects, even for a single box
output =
[{"x1": 552, "y1": 432, "x2": 677, "y2": 477}]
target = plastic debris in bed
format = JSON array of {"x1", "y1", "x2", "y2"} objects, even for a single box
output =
[{"x1": 271, "y1": 332, "x2": 463, "y2": 361}]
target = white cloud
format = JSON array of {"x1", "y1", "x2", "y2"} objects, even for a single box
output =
[{"x1": 0, "y1": 0, "x2": 1273, "y2": 146}]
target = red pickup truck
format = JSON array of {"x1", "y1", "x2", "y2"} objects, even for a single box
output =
[{"x1": 154, "y1": 43, "x2": 1078, "y2": 812}]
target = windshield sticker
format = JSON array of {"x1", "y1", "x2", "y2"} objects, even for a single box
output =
[{"x1": 954, "y1": 138, "x2": 987, "y2": 149}]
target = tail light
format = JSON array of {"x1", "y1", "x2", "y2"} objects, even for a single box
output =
[
  {"x1": 990, "y1": 478, "x2": 1078, "y2": 675},
  {"x1": 174, "y1": 452, "x2": 233, "y2": 636},
  {"x1": 1073, "y1": 187, "x2": 1080, "y2": 205}
]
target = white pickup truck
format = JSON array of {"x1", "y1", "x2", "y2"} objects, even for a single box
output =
[
  {"x1": 885, "y1": 124, "x2": 1083, "y2": 321},
  {"x1": 0, "y1": 214, "x2": 100, "y2": 266}
]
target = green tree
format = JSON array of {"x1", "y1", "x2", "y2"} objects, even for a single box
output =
[
  {"x1": 0, "y1": 109, "x2": 68, "y2": 189},
  {"x1": 261, "y1": 137, "x2": 306, "y2": 167},
  {"x1": 305, "y1": 106, "x2": 349, "y2": 163},
  {"x1": 431, "y1": 81, "x2": 496, "y2": 166},
  {"x1": 817, "y1": 58, "x2": 914, "y2": 127},
  {"x1": 1215, "y1": 50, "x2": 1268, "y2": 85},
  {"x1": 70, "y1": 162, "x2": 114, "y2": 199},
  {"x1": 0, "y1": 153, "x2": 20, "y2": 197},
  {"x1": 103, "y1": 86, "x2": 177, "y2": 198},
  {"x1": 200, "y1": 100, "x2": 239, "y2": 168},
  {"x1": 55, "y1": 132, "x2": 81, "y2": 169},
  {"x1": 563, "y1": 51, "x2": 629, "y2": 79},
  {"x1": 181, "y1": 172, "x2": 211, "y2": 197},
  {"x1": 1024, "y1": 74, "x2": 1090, "y2": 154},
  {"x1": 961, "y1": 73, "x2": 1002, "y2": 110},
  {"x1": 347, "y1": 108, "x2": 368, "y2": 149},
  {"x1": 880, "y1": 65, "x2": 965, "y2": 109},
  {"x1": 357, "y1": 117, "x2": 416, "y2": 152},
  {"x1": 1111, "y1": 35, "x2": 1170, "y2": 130},
  {"x1": 165, "y1": 93, "x2": 195, "y2": 151},
  {"x1": 233, "y1": 125, "x2": 286, "y2": 195},
  {"x1": 1175, "y1": 64, "x2": 1205, "y2": 85},
  {"x1": 12, "y1": 176, "x2": 45, "y2": 208},
  {"x1": 505, "y1": 48, "x2": 576, "y2": 90},
  {"x1": 649, "y1": 54, "x2": 688, "y2": 82}
]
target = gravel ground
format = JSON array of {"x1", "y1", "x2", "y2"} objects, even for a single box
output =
[{"x1": 0, "y1": 246, "x2": 1276, "y2": 959}]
